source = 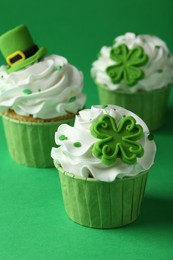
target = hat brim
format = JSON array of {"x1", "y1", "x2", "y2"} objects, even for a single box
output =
[{"x1": 6, "y1": 47, "x2": 47, "y2": 73}]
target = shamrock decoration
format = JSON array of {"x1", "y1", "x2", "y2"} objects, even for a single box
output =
[
  {"x1": 106, "y1": 44, "x2": 148, "y2": 86},
  {"x1": 90, "y1": 114, "x2": 144, "y2": 165}
]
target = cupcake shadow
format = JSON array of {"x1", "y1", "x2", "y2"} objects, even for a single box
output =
[
  {"x1": 135, "y1": 195, "x2": 173, "y2": 228},
  {"x1": 157, "y1": 106, "x2": 173, "y2": 134}
]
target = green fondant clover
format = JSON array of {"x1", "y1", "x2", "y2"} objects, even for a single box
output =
[
  {"x1": 90, "y1": 114, "x2": 144, "y2": 165},
  {"x1": 106, "y1": 44, "x2": 148, "y2": 86}
]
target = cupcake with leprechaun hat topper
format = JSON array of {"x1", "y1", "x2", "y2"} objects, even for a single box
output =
[
  {"x1": 51, "y1": 105, "x2": 156, "y2": 228},
  {"x1": 0, "y1": 25, "x2": 86, "y2": 167},
  {"x1": 91, "y1": 33, "x2": 173, "y2": 131}
]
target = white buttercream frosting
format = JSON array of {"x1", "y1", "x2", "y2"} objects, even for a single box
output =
[
  {"x1": 51, "y1": 105, "x2": 156, "y2": 182},
  {"x1": 91, "y1": 33, "x2": 173, "y2": 92},
  {"x1": 0, "y1": 55, "x2": 86, "y2": 119}
]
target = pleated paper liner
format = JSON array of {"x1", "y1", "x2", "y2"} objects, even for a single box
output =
[
  {"x1": 56, "y1": 164, "x2": 149, "y2": 229},
  {"x1": 97, "y1": 84, "x2": 171, "y2": 131},
  {"x1": 2, "y1": 115, "x2": 75, "y2": 168}
]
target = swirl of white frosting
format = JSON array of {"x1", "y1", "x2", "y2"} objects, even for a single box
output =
[
  {"x1": 51, "y1": 105, "x2": 156, "y2": 182},
  {"x1": 0, "y1": 55, "x2": 86, "y2": 119},
  {"x1": 91, "y1": 33, "x2": 173, "y2": 92}
]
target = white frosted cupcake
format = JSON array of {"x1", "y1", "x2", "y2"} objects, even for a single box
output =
[
  {"x1": 51, "y1": 105, "x2": 156, "y2": 228},
  {"x1": 0, "y1": 25, "x2": 86, "y2": 167},
  {"x1": 91, "y1": 33, "x2": 173, "y2": 131}
]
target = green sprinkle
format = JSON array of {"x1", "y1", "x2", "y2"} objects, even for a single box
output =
[
  {"x1": 148, "y1": 133, "x2": 154, "y2": 140},
  {"x1": 73, "y1": 142, "x2": 81, "y2": 147},
  {"x1": 69, "y1": 96, "x2": 76, "y2": 103},
  {"x1": 59, "y1": 135, "x2": 68, "y2": 141},
  {"x1": 56, "y1": 65, "x2": 62, "y2": 71},
  {"x1": 101, "y1": 105, "x2": 108, "y2": 109},
  {"x1": 23, "y1": 89, "x2": 32, "y2": 94},
  {"x1": 155, "y1": 45, "x2": 161, "y2": 49},
  {"x1": 157, "y1": 69, "x2": 163, "y2": 73},
  {"x1": 38, "y1": 89, "x2": 41, "y2": 92}
]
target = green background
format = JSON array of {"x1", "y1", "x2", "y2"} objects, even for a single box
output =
[{"x1": 0, "y1": 0, "x2": 173, "y2": 259}]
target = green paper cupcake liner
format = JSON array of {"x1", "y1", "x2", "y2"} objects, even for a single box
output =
[
  {"x1": 56, "y1": 165, "x2": 148, "y2": 229},
  {"x1": 2, "y1": 115, "x2": 75, "y2": 168},
  {"x1": 97, "y1": 84, "x2": 171, "y2": 131}
]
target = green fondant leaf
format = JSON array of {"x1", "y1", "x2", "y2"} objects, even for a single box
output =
[
  {"x1": 110, "y1": 44, "x2": 128, "y2": 63},
  {"x1": 106, "y1": 64, "x2": 124, "y2": 84},
  {"x1": 127, "y1": 46, "x2": 148, "y2": 66},
  {"x1": 123, "y1": 65, "x2": 144, "y2": 86},
  {"x1": 90, "y1": 114, "x2": 144, "y2": 166}
]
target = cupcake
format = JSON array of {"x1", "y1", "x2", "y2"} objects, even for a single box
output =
[
  {"x1": 51, "y1": 105, "x2": 156, "y2": 228},
  {"x1": 91, "y1": 33, "x2": 173, "y2": 131},
  {"x1": 0, "y1": 25, "x2": 86, "y2": 167}
]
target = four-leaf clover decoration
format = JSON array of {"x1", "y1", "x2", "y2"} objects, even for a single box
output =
[
  {"x1": 90, "y1": 114, "x2": 144, "y2": 165},
  {"x1": 106, "y1": 44, "x2": 148, "y2": 86}
]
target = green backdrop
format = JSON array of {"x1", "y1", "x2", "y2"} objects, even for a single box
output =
[{"x1": 0, "y1": 0, "x2": 173, "y2": 259}]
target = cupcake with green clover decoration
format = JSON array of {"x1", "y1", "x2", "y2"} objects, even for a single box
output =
[
  {"x1": 51, "y1": 105, "x2": 156, "y2": 228},
  {"x1": 91, "y1": 33, "x2": 173, "y2": 131}
]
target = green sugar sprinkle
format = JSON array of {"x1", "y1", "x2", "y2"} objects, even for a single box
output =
[
  {"x1": 59, "y1": 135, "x2": 68, "y2": 141},
  {"x1": 155, "y1": 45, "x2": 161, "y2": 49},
  {"x1": 148, "y1": 133, "x2": 154, "y2": 140},
  {"x1": 69, "y1": 96, "x2": 76, "y2": 103},
  {"x1": 73, "y1": 142, "x2": 81, "y2": 147},
  {"x1": 56, "y1": 65, "x2": 62, "y2": 71},
  {"x1": 23, "y1": 89, "x2": 32, "y2": 94},
  {"x1": 157, "y1": 69, "x2": 163, "y2": 73},
  {"x1": 101, "y1": 105, "x2": 108, "y2": 109}
]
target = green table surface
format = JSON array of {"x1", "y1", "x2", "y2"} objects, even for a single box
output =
[{"x1": 0, "y1": 0, "x2": 173, "y2": 259}]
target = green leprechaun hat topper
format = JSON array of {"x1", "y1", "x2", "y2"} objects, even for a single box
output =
[{"x1": 0, "y1": 24, "x2": 47, "y2": 73}]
